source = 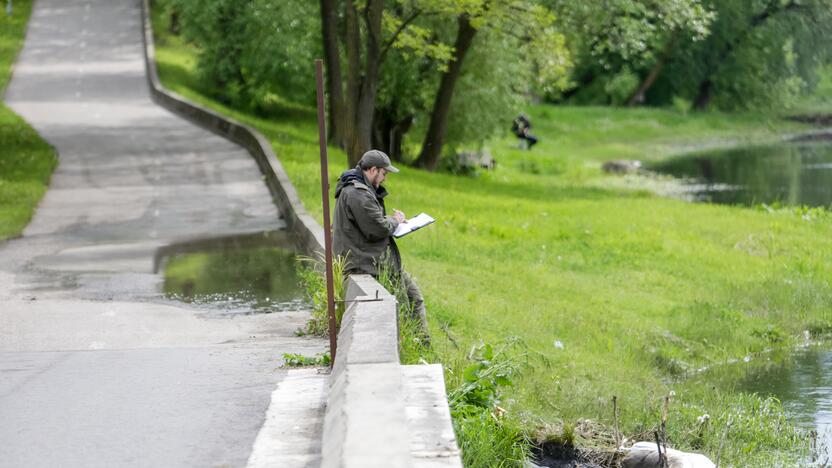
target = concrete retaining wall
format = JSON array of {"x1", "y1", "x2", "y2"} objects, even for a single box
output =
[
  {"x1": 322, "y1": 276, "x2": 461, "y2": 467},
  {"x1": 139, "y1": 4, "x2": 460, "y2": 465}
]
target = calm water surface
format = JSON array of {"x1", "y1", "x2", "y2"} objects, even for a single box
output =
[
  {"x1": 161, "y1": 245, "x2": 308, "y2": 314},
  {"x1": 652, "y1": 141, "x2": 832, "y2": 456},
  {"x1": 648, "y1": 141, "x2": 832, "y2": 207},
  {"x1": 710, "y1": 348, "x2": 832, "y2": 454}
]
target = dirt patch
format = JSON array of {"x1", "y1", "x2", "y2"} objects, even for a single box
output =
[{"x1": 531, "y1": 440, "x2": 620, "y2": 468}]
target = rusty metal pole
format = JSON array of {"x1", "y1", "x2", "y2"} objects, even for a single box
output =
[{"x1": 315, "y1": 59, "x2": 337, "y2": 365}]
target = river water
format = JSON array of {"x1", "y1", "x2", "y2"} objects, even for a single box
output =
[
  {"x1": 648, "y1": 140, "x2": 832, "y2": 207},
  {"x1": 649, "y1": 140, "x2": 832, "y2": 456},
  {"x1": 720, "y1": 347, "x2": 832, "y2": 458}
]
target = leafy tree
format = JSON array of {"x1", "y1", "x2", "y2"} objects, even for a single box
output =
[
  {"x1": 650, "y1": 0, "x2": 832, "y2": 111},
  {"x1": 173, "y1": 0, "x2": 253, "y2": 106},
  {"x1": 163, "y1": 0, "x2": 569, "y2": 169},
  {"x1": 413, "y1": 2, "x2": 570, "y2": 170},
  {"x1": 549, "y1": 0, "x2": 713, "y2": 106},
  {"x1": 170, "y1": 0, "x2": 320, "y2": 111},
  {"x1": 372, "y1": 46, "x2": 434, "y2": 162},
  {"x1": 320, "y1": 0, "x2": 570, "y2": 169},
  {"x1": 442, "y1": 30, "x2": 532, "y2": 154}
]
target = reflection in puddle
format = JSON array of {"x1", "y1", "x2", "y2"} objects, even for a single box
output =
[{"x1": 162, "y1": 245, "x2": 308, "y2": 314}]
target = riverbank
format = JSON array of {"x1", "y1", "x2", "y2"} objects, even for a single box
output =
[
  {"x1": 0, "y1": 0, "x2": 57, "y2": 241},
  {"x1": 149, "y1": 10, "x2": 832, "y2": 466}
]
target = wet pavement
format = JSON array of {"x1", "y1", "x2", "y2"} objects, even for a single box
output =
[{"x1": 0, "y1": 0, "x2": 324, "y2": 466}]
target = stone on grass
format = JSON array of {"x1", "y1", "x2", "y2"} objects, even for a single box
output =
[
  {"x1": 621, "y1": 442, "x2": 715, "y2": 468},
  {"x1": 602, "y1": 160, "x2": 642, "y2": 174}
]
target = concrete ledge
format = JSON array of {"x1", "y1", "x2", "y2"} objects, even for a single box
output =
[
  {"x1": 247, "y1": 369, "x2": 329, "y2": 468},
  {"x1": 332, "y1": 298, "x2": 399, "y2": 377},
  {"x1": 139, "y1": 0, "x2": 324, "y2": 255},
  {"x1": 321, "y1": 362, "x2": 412, "y2": 468},
  {"x1": 321, "y1": 276, "x2": 462, "y2": 467},
  {"x1": 344, "y1": 274, "x2": 396, "y2": 301},
  {"x1": 331, "y1": 274, "x2": 399, "y2": 378},
  {"x1": 403, "y1": 365, "x2": 463, "y2": 467}
]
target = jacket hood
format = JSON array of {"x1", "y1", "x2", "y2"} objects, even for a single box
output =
[{"x1": 334, "y1": 166, "x2": 389, "y2": 199}]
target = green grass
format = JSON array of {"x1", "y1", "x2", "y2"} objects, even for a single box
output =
[
  {"x1": 151, "y1": 13, "x2": 831, "y2": 466},
  {"x1": 0, "y1": 0, "x2": 57, "y2": 240}
]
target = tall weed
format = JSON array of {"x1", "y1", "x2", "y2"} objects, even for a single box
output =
[
  {"x1": 447, "y1": 339, "x2": 533, "y2": 467},
  {"x1": 375, "y1": 259, "x2": 434, "y2": 363},
  {"x1": 296, "y1": 253, "x2": 347, "y2": 337}
]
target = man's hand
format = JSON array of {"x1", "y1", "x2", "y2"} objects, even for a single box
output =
[{"x1": 393, "y1": 209, "x2": 406, "y2": 223}]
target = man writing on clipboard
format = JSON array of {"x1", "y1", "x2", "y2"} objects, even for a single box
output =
[{"x1": 333, "y1": 149, "x2": 429, "y2": 338}]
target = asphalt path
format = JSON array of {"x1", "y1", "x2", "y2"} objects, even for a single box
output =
[{"x1": 0, "y1": 0, "x2": 324, "y2": 466}]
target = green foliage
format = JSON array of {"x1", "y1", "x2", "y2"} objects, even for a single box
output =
[
  {"x1": 375, "y1": 258, "x2": 436, "y2": 363},
  {"x1": 793, "y1": 64, "x2": 832, "y2": 113},
  {"x1": 296, "y1": 254, "x2": 347, "y2": 337},
  {"x1": 162, "y1": 0, "x2": 573, "y2": 164},
  {"x1": 751, "y1": 325, "x2": 785, "y2": 344},
  {"x1": 442, "y1": 31, "x2": 530, "y2": 150},
  {"x1": 661, "y1": 386, "x2": 812, "y2": 465},
  {"x1": 453, "y1": 409, "x2": 532, "y2": 468},
  {"x1": 671, "y1": 96, "x2": 692, "y2": 115},
  {"x1": 551, "y1": 0, "x2": 714, "y2": 104},
  {"x1": 554, "y1": 0, "x2": 713, "y2": 69},
  {"x1": 0, "y1": 0, "x2": 57, "y2": 241},
  {"x1": 162, "y1": 0, "x2": 319, "y2": 110},
  {"x1": 282, "y1": 351, "x2": 331, "y2": 367},
  {"x1": 552, "y1": 0, "x2": 832, "y2": 110},
  {"x1": 603, "y1": 68, "x2": 641, "y2": 106},
  {"x1": 449, "y1": 341, "x2": 523, "y2": 410},
  {"x1": 651, "y1": 0, "x2": 832, "y2": 110},
  {"x1": 447, "y1": 340, "x2": 532, "y2": 467}
]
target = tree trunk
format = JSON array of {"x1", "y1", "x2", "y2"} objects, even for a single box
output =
[
  {"x1": 372, "y1": 110, "x2": 413, "y2": 161},
  {"x1": 343, "y1": 0, "x2": 362, "y2": 166},
  {"x1": 320, "y1": 0, "x2": 345, "y2": 146},
  {"x1": 692, "y1": 79, "x2": 712, "y2": 110},
  {"x1": 626, "y1": 34, "x2": 676, "y2": 107},
  {"x1": 343, "y1": 0, "x2": 384, "y2": 167},
  {"x1": 415, "y1": 15, "x2": 477, "y2": 171},
  {"x1": 168, "y1": 10, "x2": 180, "y2": 35}
]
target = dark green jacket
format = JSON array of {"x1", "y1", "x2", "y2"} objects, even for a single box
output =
[{"x1": 333, "y1": 167, "x2": 402, "y2": 276}]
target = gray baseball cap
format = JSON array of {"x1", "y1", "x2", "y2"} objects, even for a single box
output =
[{"x1": 359, "y1": 149, "x2": 399, "y2": 173}]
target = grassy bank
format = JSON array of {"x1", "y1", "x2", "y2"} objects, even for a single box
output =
[
  {"x1": 151, "y1": 12, "x2": 831, "y2": 466},
  {"x1": 0, "y1": 0, "x2": 57, "y2": 240}
]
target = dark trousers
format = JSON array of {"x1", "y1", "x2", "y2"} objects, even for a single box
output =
[{"x1": 401, "y1": 271, "x2": 428, "y2": 335}]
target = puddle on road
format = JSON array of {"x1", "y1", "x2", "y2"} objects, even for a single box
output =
[{"x1": 161, "y1": 244, "x2": 309, "y2": 314}]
